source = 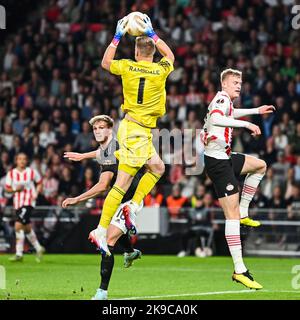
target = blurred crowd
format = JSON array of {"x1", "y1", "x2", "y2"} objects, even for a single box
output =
[{"x1": 1, "y1": 0, "x2": 300, "y2": 227}]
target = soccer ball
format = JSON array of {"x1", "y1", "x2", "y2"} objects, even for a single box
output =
[
  {"x1": 127, "y1": 11, "x2": 145, "y2": 36},
  {"x1": 204, "y1": 247, "x2": 213, "y2": 257}
]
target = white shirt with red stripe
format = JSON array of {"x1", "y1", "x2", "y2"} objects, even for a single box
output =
[
  {"x1": 5, "y1": 167, "x2": 42, "y2": 210},
  {"x1": 202, "y1": 91, "x2": 234, "y2": 159}
]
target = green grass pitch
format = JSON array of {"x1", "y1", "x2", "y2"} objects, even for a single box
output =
[{"x1": 0, "y1": 254, "x2": 300, "y2": 300}]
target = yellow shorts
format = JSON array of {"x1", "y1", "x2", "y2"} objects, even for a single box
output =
[{"x1": 115, "y1": 119, "x2": 156, "y2": 176}]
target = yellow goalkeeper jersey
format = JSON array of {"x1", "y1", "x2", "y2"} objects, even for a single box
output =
[{"x1": 110, "y1": 57, "x2": 174, "y2": 128}]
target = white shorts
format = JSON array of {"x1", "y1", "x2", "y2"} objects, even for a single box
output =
[{"x1": 110, "y1": 200, "x2": 144, "y2": 234}]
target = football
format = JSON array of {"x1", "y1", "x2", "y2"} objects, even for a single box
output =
[{"x1": 127, "y1": 11, "x2": 145, "y2": 36}]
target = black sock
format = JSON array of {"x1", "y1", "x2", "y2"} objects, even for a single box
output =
[
  {"x1": 118, "y1": 233, "x2": 134, "y2": 253},
  {"x1": 100, "y1": 245, "x2": 114, "y2": 290},
  {"x1": 181, "y1": 232, "x2": 190, "y2": 251}
]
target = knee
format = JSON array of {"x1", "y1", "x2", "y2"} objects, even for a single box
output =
[
  {"x1": 154, "y1": 160, "x2": 165, "y2": 176},
  {"x1": 15, "y1": 223, "x2": 23, "y2": 232},
  {"x1": 257, "y1": 160, "x2": 267, "y2": 174}
]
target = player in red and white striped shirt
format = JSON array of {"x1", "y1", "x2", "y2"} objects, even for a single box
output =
[
  {"x1": 5, "y1": 153, "x2": 45, "y2": 262},
  {"x1": 203, "y1": 68, "x2": 275, "y2": 289}
]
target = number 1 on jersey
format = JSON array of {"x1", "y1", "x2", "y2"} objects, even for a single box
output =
[{"x1": 137, "y1": 77, "x2": 146, "y2": 104}]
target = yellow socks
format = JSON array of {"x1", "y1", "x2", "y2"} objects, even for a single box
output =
[
  {"x1": 99, "y1": 185, "x2": 126, "y2": 228},
  {"x1": 99, "y1": 171, "x2": 161, "y2": 228},
  {"x1": 132, "y1": 171, "x2": 161, "y2": 205}
]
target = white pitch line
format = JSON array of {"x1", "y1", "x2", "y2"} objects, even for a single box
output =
[
  {"x1": 115, "y1": 289, "x2": 300, "y2": 300},
  {"x1": 271, "y1": 290, "x2": 300, "y2": 294},
  {"x1": 114, "y1": 289, "x2": 262, "y2": 300}
]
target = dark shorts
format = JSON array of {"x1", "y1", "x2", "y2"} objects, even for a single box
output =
[
  {"x1": 204, "y1": 153, "x2": 246, "y2": 199},
  {"x1": 16, "y1": 206, "x2": 33, "y2": 225}
]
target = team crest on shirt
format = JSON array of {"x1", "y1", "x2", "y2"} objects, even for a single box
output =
[{"x1": 226, "y1": 183, "x2": 234, "y2": 191}]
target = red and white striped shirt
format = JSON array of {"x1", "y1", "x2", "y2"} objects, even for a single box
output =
[
  {"x1": 202, "y1": 91, "x2": 234, "y2": 159},
  {"x1": 5, "y1": 167, "x2": 42, "y2": 210},
  {"x1": 202, "y1": 91, "x2": 254, "y2": 159}
]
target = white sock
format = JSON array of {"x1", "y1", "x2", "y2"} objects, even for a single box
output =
[
  {"x1": 225, "y1": 220, "x2": 247, "y2": 274},
  {"x1": 129, "y1": 201, "x2": 139, "y2": 212},
  {"x1": 16, "y1": 230, "x2": 25, "y2": 257},
  {"x1": 240, "y1": 173, "x2": 264, "y2": 218},
  {"x1": 96, "y1": 225, "x2": 107, "y2": 236},
  {"x1": 26, "y1": 230, "x2": 42, "y2": 252}
]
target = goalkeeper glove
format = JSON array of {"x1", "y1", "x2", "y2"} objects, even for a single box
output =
[
  {"x1": 111, "y1": 16, "x2": 128, "y2": 47},
  {"x1": 141, "y1": 14, "x2": 159, "y2": 43}
]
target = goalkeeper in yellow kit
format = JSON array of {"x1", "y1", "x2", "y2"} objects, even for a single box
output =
[{"x1": 88, "y1": 15, "x2": 175, "y2": 256}]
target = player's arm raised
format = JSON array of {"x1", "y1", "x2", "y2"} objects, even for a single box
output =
[
  {"x1": 140, "y1": 15, "x2": 175, "y2": 63},
  {"x1": 62, "y1": 171, "x2": 114, "y2": 208},
  {"x1": 210, "y1": 112, "x2": 261, "y2": 136},
  {"x1": 155, "y1": 39, "x2": 175, "y2": 64},
  {"x1": 101, "y1": 16, "x2": 129, "y2": 71},
  {"x1": 233, "y1": 105, "x2": 275, "y2": 119}
]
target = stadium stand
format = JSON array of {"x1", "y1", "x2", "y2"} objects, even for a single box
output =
[{"x1": 1, "y1": 0, "x2": 300, "y2": 255}]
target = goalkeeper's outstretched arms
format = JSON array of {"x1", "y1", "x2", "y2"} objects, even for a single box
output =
[
  {"x1": 140, "y1": 14, "x2": 175, "y2": 64},
  {"x1": 101, "y1": 16, "x2": 129, "y2": 71}
]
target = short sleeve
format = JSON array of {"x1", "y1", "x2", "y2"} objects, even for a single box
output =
[
  {"x1": 209, "y1": 96, "x2": 230, "y2": 116},
  {"x1": 157, "y1": 57, "x2": 174, "y2": 78},
  {"x1": 109, "y1": 59, "x2": 127, "y2": 75},
  {"x1": 95, "y1": 148, "x2": 102, "y2": 164},
  {"x1": 5, "y1": 171, "x2": 12, "y2": 188},
  {"x1": 34, "y1": 170, "x2": 42, "y2": 184}
]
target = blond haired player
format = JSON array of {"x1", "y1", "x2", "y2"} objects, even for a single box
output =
[
  {"x1": 89, "y1": 15, "x2": 174, "y2": 256},
  {"x1": 5, "y1": 153, "x2": 45, "y2": 262},
  {"x1": 202, "y1": 68, "x2": 275, "y2": 289}
]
